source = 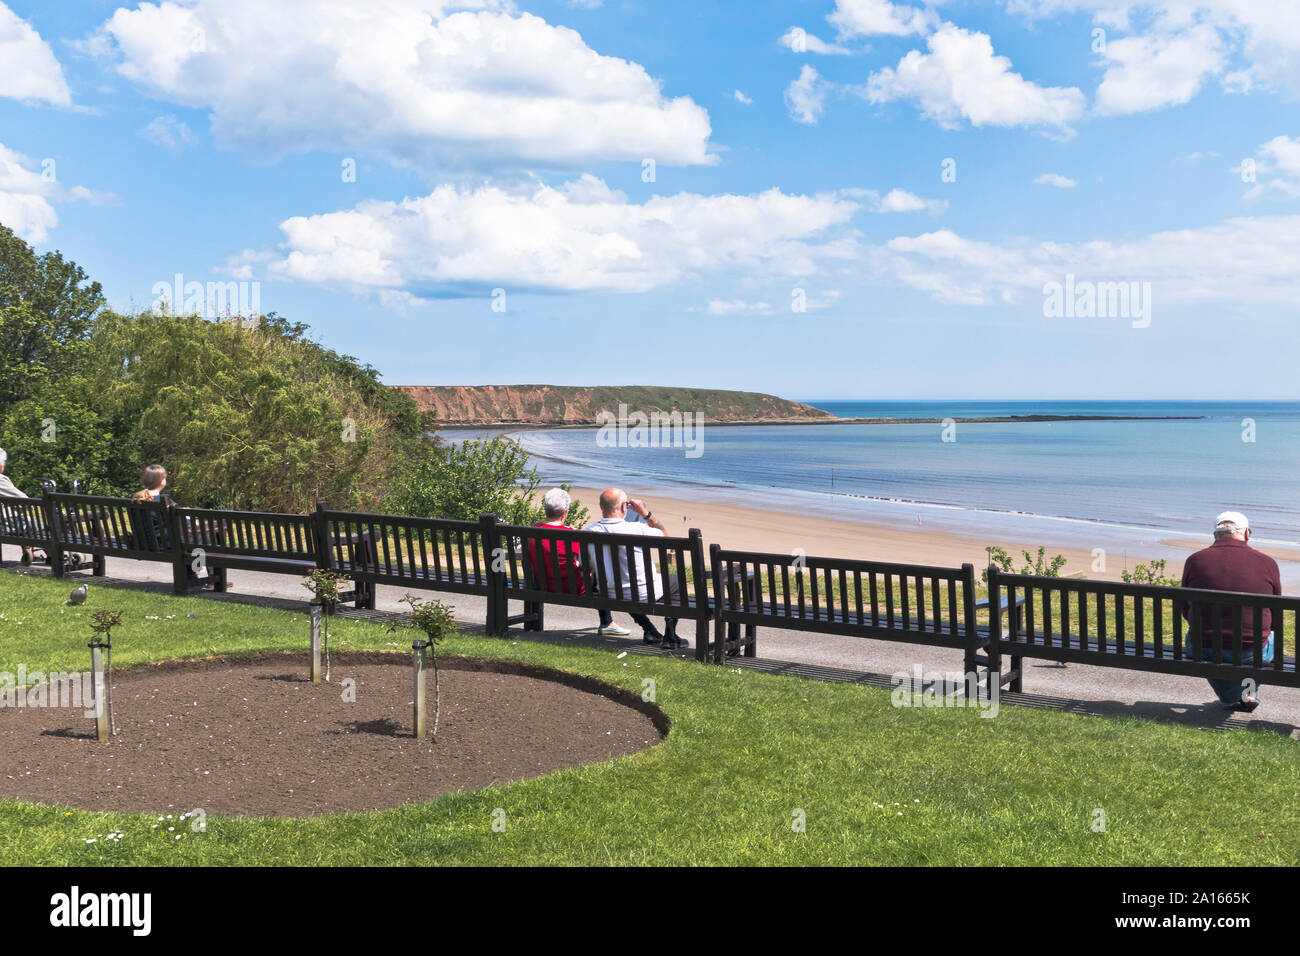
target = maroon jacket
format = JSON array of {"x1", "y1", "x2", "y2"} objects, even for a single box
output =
[{"x1": 1180, "y1": 537, "x2": 1280, "y2": 647}]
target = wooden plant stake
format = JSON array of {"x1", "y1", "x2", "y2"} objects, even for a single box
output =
[
  {"x1": 88, "y1": 637, "x2": 109, "y2": 741},
  {"x1": 412, "y1": 638, "x2": 429, "y2": 740},
  {"x1": 309, "y1": 603, "x2": 323, "y2": 684},
  {"x1": 86, "y1": 609, "x2": 122, "y2": 740}
]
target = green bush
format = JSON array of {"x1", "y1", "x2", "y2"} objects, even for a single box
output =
[
  {"x1": 397, "y1": 437, "x2": 589, "y2": 527},
  {"x1": 981, "y1": 545, "x2": 1068, "y2": 583},
  {"x1": 1121, "y1": 559, "x2": 1180, "y2": 587}
]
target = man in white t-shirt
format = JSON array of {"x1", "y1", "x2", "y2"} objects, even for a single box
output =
[{"x1": 584, "y1": 487, "x2": 683, "y2": 647}]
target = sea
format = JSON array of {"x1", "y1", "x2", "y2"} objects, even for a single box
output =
[{"x1": 499, "y1": 401, "x2": 1300, "y2": 576}]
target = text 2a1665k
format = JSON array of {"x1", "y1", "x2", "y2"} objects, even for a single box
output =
[{"x1": 1122, "y1": 892, "x2": 1251, "y2": 907}]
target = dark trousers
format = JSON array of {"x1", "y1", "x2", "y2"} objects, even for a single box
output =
[{"x1": 597, "y1": 586, "x2": 679, "y2": 639}]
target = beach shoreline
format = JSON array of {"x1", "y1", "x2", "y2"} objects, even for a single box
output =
[{"x1": 560, "y1": 485, "x2": 1300, "y2": 587}]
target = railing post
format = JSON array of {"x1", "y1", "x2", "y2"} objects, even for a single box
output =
[
  {"x1": 480, "y1": 513, "x2": 505, "y2": 636},
  {"x1": 686, "y1": 529, "x2": 709, "y2": 663},
  {"x1": 45, "y1": 493, "x2": 65, "y2": 577},
  {"x1": 166, "y1": 502, "x2": 188, "y2": 595},
  {"x1": 312, "y1": 501, "x2": 332, "y2": 571},
  {"x1": 707, "y1": 543, "x2": 725, "y2": 664},
  {"x1": 961, "y1": 563, "x2": 979, "y2": 682},
  {"x1": 985, "y1": 565, "x2": 1004, "y2": 700}
]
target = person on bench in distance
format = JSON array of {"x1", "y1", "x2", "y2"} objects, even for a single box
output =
[
  {"x1": 130, "y1": 464, "x2": 209, "y2": 587},
  {"x1": 0, "y1": 447, "x2": 45, "y2": 566},
  {"x1": 529, "y1": 487, "x2": 630, "y2": 637},
  {"x1": 1180, "y1": 510, "x2": 1280, "y2": 713},
  {"x1": 584, "y1": 487, "x2": 685, "y2": 649}
]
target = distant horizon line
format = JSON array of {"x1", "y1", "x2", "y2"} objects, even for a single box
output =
[{"x1": 801, "y1": 398, "x2": 1300, "y2": 404}]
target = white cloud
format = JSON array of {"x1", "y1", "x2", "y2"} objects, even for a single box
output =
[
  {"x1": 142, "y1": 114, "x2": 197, "y2": 151},
  {"x1": 1005, "y1": 2, "x2": 1300, "y2": 99},
  {"x1": 92, "y1": 0, "x2": 713, "y2": 169},
  {"x1": 780, "y1": 26, "x2": 852, "y2": 55},
  {"x1": 785, "y1": 65, "x2": 829, "y2": 124},
  {"x1": 1094, "y1": 24, "x2": 1223, "y2": 114},
  {"x1": 1243, "y1": 135, "x2": 1300, "y2": 200},
  {"x1": 0, "y1": 143, "x2": 101, "y2": 244},
  {"x1": 878, "y1": 187, "x2": 940, "y2": 212},
  {"x1": 1035, "y1": 173, "x2": 1076, "y2": 187},
  {"x1": 0, "y1": 2, "x2": 72, "y2": 105},
  {"x1": 880, "y1": 215, "x2": 1300, "y2": 306},
  {"x1": 240, "y1": 177, "x2": 861, "y2": 297},
  {"x1": 734, "y1": 89, "x2": 753, "y2": 104},
  {"x1": 700, "y1": 299, "x2": 774, "y2": 315},
  {"x1": 862, "y1": 24, "x2": 1085, "y2": 131},
  {"x1": 844, "y1": 186, "x2": 947, "y2": 212},
  {"x1": 828, "y1": 0, "x2": 938, "y2": 38}
]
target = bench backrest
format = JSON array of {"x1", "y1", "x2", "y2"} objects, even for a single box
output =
[
  {"x1": 178, "y1": 506, "x2": 317, "y2": 561},
  {"x1": 501, "y1": 524, "x2": 707, "y2": 619},
  {"x1": 319, "y1": 509, "x2": 491, "y2": 595},
  {"x1": 987, "y1": 567, "x2": 1299, "y2": 686},
  {"x1": 50, "y1": 493, "x2": 175, "y2": 559},
  {"x1": 0, "y1": 495, "x2": 53, "y2": 547},
  {"x1": 710, "y1": 545, "x2": 978, "y2": 648}
]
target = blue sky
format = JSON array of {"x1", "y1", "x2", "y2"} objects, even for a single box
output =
[{"x1": 2, "y1": 0, "x2": 1298, "y2": 401}]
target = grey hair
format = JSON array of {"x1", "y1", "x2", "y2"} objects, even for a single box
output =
[
  {"x1": 1213, "y1": 523, "x2": 1241, "y2": 538},
  {"x1": 542, "y1": 487, "x2": 571, "y2": 519},
  {"x1": 0, "y1": 447, "x2": 6, "y2": 468}
]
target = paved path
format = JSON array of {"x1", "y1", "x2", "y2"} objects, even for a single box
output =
[{"x1": 13, "y1": 556, "x2": 1298, "y2": 739}]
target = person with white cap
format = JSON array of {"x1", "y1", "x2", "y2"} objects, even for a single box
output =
[{"x1": 1179, "y1": 510, "x2": 1280, "y2": 712}]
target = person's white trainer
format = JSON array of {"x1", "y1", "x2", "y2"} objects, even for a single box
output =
[{"x1": 598, "y1": 624, "x2": 631, "y2": 636}]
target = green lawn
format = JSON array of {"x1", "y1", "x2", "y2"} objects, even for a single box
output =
[{"x1": 0, "y1": 568, "x2": 1296, "y2": 866}]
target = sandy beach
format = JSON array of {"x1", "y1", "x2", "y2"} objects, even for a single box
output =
[{"x1": 564, "y1": 486, "x2": 1300, "y2": 586}]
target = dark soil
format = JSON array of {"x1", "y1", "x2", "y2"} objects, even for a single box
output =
[{"x1": 0, "y1": 652, "x2": 665, "y2": 818}]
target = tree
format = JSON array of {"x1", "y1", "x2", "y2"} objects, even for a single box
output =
[
  {"x1": 89, "y1": 311, "x2": 437, "y2": 511},
  {"x1": 0, "y1": 226, "x2": 113, "y2": 491},
  {"x1": 387, "y1": 593, "x2": 457, "y2": 737},
  {"x1": 0, "y1": 224, "x2": 104, "y2": 409},
  {"x1": 0, "y1": 394, "x2": 121, "y2": 494}
]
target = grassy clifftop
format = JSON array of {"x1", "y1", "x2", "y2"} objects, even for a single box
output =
[{"x1": 395, "y1": 384, "x2": 834, "y2": 425}]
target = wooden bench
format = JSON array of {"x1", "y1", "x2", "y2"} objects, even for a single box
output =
[
  {"x1": 47, "y1": 493, "x2": 207, "y2": 593},
  {"x1": 177, "y1": 506, "x2": 322, "y2": 591},
  {"x1": 708, "y1": 547, "x2": 1013, "y2": 680},
  {"x1": 319, "y1": 509, "x2": 491, "y2": 618},
  {"x1": 0, "y1": 495, "x2": 54, "y2": 564},
  {"x1": 499, "y1": 523, "x2": 716, "y2": 659},
  {"x1": 985, "y1": 567, "x2": 1299, "y2": 692}
]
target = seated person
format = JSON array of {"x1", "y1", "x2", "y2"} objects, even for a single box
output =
[
  {"x1": 1180, "y1": 510, "x2": 1280, "y2": 713},
  {"x1": 131, "y1": 464, "x2": 171, "y2": 504},
  {"x1": 584, "y1": 487, "x2": 684, "y2": 648},
  {"x1": 0, "y1": 447, "x2": 44, "y2": 565},
  {"x1": 129, "y1": 465, "x2": 174, "y2": 552},
  {"x1": 129, "y1": 464, "x2": 207, "y2": 586},
  {"x1": 529, "y1": 488, "x2": 629, "y2": 636}
]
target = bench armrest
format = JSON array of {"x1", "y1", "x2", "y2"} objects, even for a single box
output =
[{"x1": 975, "y1": 593, "x2": 1026, "y2": 611}]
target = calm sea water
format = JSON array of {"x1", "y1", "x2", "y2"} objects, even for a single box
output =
[{"x1": 511, "y1": 402, "x2": 1300, "y2": 565}]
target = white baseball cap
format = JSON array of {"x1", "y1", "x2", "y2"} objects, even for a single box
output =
[{"x1": 1215, "y1": 511, "x2": 1250, "y2": 533}]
